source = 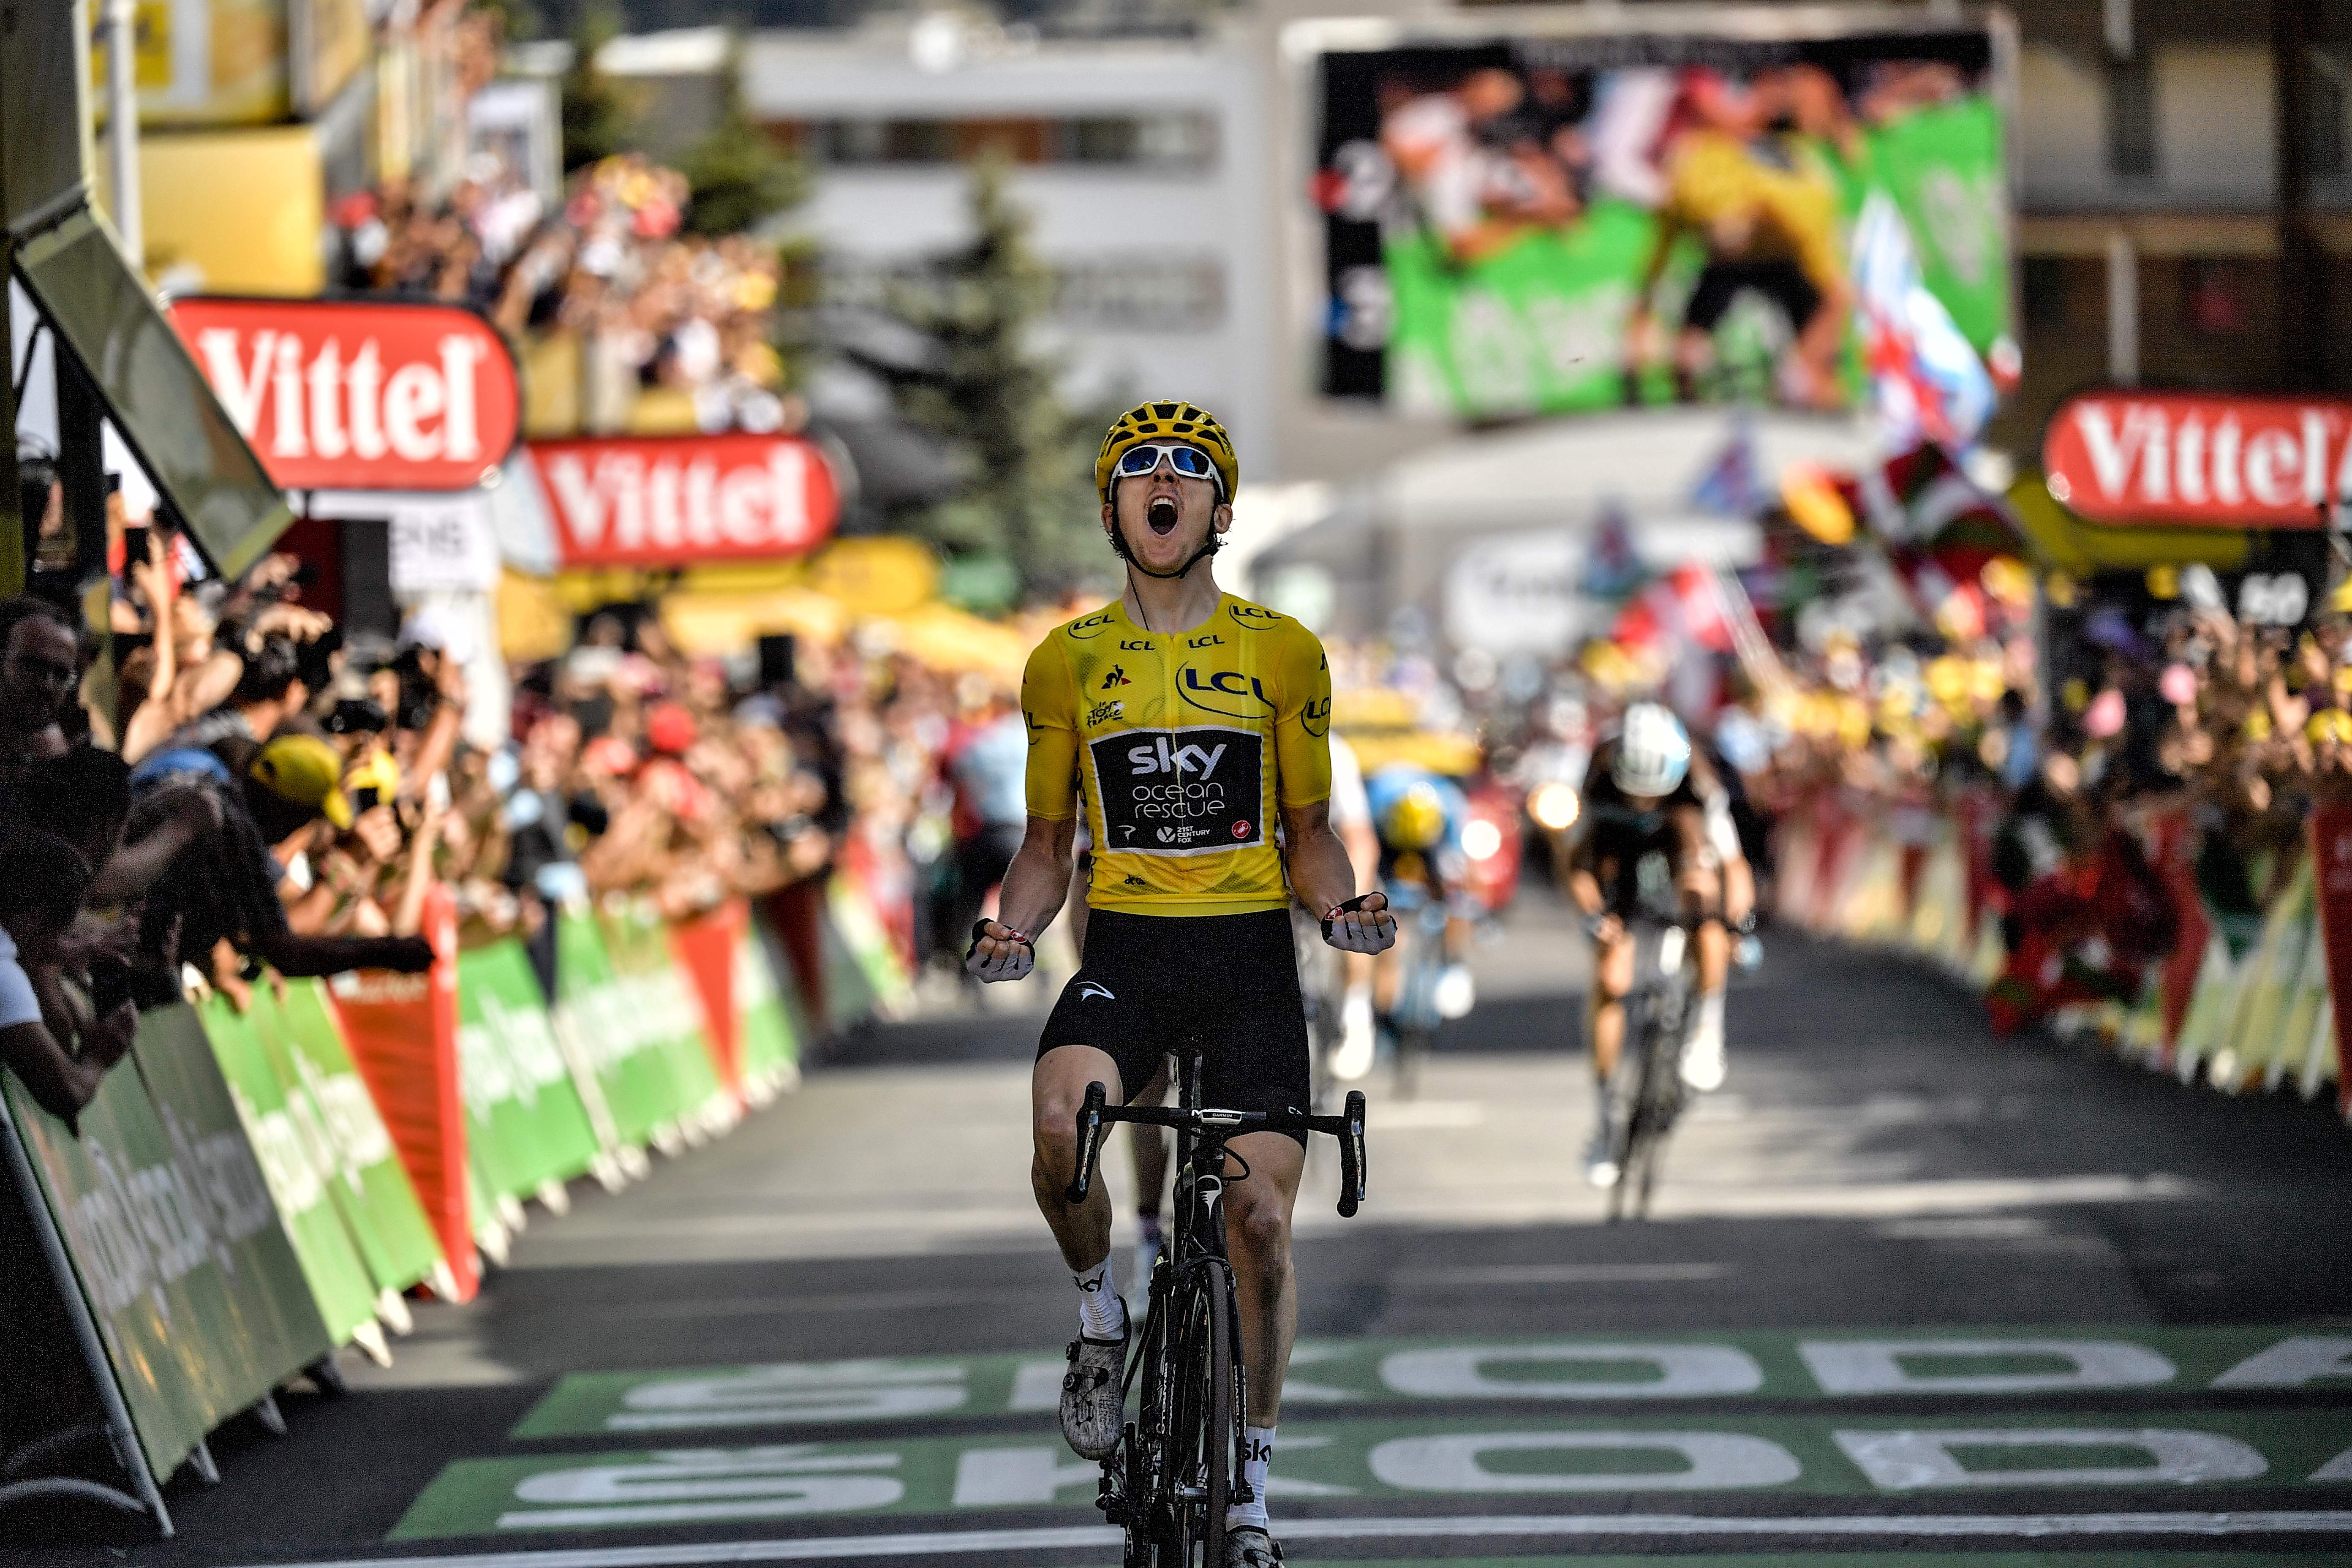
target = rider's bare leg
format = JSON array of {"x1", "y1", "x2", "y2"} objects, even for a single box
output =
[
  {"x1": 1587, "y1": 931, "x2": 1635, "y2": 1081},
  {"x1": 1032, "y1": 1045, "x2": 1125, "y2": 1273},
  {"x1": 1222, "y1": 1130, "x2": 1304, "y2": 1424}
]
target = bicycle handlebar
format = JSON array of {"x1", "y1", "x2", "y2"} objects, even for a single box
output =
[{"x1": 1064, "y1": 1083, "x2": 1366, "y2": 1219}]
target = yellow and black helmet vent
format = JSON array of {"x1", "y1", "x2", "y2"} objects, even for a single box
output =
[{"x1": 1095, "y1": 399, "x2": 1239, "y2": 501}]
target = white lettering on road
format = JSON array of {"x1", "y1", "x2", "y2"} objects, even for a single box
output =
[
  {"x1": 950, "y1": 1447, "x2": 1098, "y2": 1507},
  {"x1": 2210, "y1": 1336, "x2": 2352, "y2": 1389},
  {"x1": 1800, "y1": 1339, "x2": 2176, "y2": 1396},
  {"x1": 1380, "y1": 1344, "x2": 1764, "y2": 1399},
  {"x1": 1833, "y1": 1428, "x2": 2268, "y2": 1490},
  {"x1": 499, "y1": 1447, "x2": 903, "y2": 1528},
  {"x1": 1366, "y1": 1431, "x2": 1801, "y2": 1492},
  {"x1": 610, "y1": 1362, "x2": 968, "y2": 1430}
]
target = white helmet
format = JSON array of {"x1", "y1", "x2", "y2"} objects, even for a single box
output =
[{"x1": 1613, "y1": 702, "x2": 1692, "y2": 798}]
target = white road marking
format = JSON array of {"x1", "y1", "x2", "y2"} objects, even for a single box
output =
[
  {"x1": 1399, "y1": 1262, "x2": 1728, "y2": 1285},
  {"x1": 242, "y1": 1510, "x2": 2352, "y2": 1568}
]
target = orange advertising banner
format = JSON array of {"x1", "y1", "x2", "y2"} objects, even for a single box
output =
[
  {"x1": 670, "y1": 899, "x2": 746, "y2": 1098},
  {"x1": 328, "y1": 888, "x2": 478, "y2": 1301}
]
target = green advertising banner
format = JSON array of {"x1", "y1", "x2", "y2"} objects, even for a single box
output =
[
  {"x1": 125, "y1": 1006, "x2": 337, "y2": 1384},
  {"x1": 554, "y1": 909, "x2": 671, "y2": 1150},
  {"x1": 197, "y1": 995, "x2": 381, "y2": 1350},
  {"x1": 825, "y1": 874, "x2": 914, "y2": 1024},
  {"x1": 2, "y1": 1002, "x2": 342, "y2": 1482},
  {"x1": 457, "y1": 940, "x2": 604, "y2": 1202},
  {"x1": 1314, "y1": 24, "x2": 2010, "y2": 424},
  {"x1": 600, "y1": 904, "x2": 726, "y2": 1137},
  {"x1": 264, "y1": 978, "x2": 446, "y2": 1298},
  {"x1": 4, "y1": 1065, "x2": 215, "y2": 1481},
  {"x1": 734, "y1": 925, "x2": 798, "y2": 1100}
]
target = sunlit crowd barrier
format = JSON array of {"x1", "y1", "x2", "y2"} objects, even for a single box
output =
[
  {"x1": 1775, "y1": 793, "x2": 2350, "y2": 1120},
  {"x1": 0, "y1": 874, "x2": 912, "y2": 1535}
]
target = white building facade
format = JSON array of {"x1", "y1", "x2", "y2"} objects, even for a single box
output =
[{"x1": 732, "y1": 18, "x2": 1284, "y2": 486}]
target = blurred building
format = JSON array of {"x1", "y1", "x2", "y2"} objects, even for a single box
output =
[
  {"x1": 94, "y1": 1, "x2": 524, "y2": 294},
  {"x1": 1992, "y1": 0, "x2": 2351, "y2": 450},
  {"x1": 596, "y1": 15, "x2": 1278, "y2": 483}
]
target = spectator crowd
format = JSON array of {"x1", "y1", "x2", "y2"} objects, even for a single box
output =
[
  {"x1": 0, "y1": 485, "x2": 1069, "y2": 1135},
  {"x1": 329, "y1": 150, "x2": 795, "y2": 437}
]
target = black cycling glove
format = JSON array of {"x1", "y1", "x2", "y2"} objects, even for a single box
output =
[
  {"x1": 966, "y1": 919, "x2": 1032, "y2": 964},
  {"x1": 1320, "y1": 893, "x2": 1377, "y2": 943}
]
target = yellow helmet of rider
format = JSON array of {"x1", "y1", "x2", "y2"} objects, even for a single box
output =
[
  {"x1": 1381, "y1": 781, "x2": 1448, "y2": 853},
  {"x1": 1094, "y1": 399, "x2": 1239, "y2": 502}
]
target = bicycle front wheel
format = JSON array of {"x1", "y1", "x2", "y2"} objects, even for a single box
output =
[{"x1": 1159, "y1": 1262, "x2": 1238, "y2": 1565}]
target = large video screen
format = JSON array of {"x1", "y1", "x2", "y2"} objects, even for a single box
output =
[{"x1": 1312, "y1": 21, "x2": 2009, "y2": 426}]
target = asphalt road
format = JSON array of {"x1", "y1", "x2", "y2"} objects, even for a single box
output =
[{"x1": 15, "y1": 887, "x2": 2352, "y2": 1565}]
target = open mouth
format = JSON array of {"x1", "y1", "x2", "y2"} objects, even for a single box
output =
[{"x1": 1146, "y1": 498, "x2": 1179, "y2": 536}]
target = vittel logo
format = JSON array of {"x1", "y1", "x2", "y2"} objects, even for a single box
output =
[
  {"x1": 2044, "y1": 392, "x2": 2352, "y2": 525},
  {"x1": 199, "y1": 328, "x2": 494, "y2": 465},
  {"x1": 543, "y1": 446, "x2": 819, "y2": 554}
]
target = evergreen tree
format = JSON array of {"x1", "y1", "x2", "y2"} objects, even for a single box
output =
[
  {"x1": 852, "y1": 158, "x2": 1107, "y2": 604},
  {"x1": 679, "y1": 40, "x2": 808, "y2": 237},
  {"x1": 560, "y1": 2, "x2": 641, "y2": 172}
]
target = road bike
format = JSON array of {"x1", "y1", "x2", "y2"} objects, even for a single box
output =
[
  {"x1": 1066, "y1": 1049, "x2": 1366, "y2": 1567},
  {"x1": 1382, "y1": 891, "x2": 1454, "y2": 1099},
  {"x1": 1608, "y1": 916, "x2": 1696, "y2": 1223}
]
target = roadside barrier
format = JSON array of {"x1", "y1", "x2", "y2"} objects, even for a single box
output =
[
  {"x1": 0, "y1": 881, "x2": 845, "y2": 1535},
  {"x1": 1776, "y1": 796, "x2": 2349, "y2": 1122}
]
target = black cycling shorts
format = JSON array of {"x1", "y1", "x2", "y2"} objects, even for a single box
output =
[
  {"x1": 1038, "y1": 907, "x2": 1312, "y2": 1144},
  {"x1": 1685, "y1": 258, "x2": 1822, "y2": 334}
]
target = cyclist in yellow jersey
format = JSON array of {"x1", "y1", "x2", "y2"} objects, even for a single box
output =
[{"x1": 968, "y1": 400, "x2": 1394, "y2": 1568}]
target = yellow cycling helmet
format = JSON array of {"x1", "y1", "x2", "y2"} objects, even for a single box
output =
[
  {"x1": 1095, "y1": 399, "x2": 1239, "y2": 502},
  {"x1": 1381, "y1": 781, "x2": 1448, "y2": 853}
]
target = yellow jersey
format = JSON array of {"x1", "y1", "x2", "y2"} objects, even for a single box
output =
[{"x1": 1023, "y1": 594, "x2": 1334, "y2": 917}]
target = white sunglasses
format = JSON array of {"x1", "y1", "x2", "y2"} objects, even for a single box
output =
[{"x1": 1112, "y1": 442, "x2": 1223, "y2": 491}]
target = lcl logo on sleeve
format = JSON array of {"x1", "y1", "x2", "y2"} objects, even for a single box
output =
[{"x1": 1089, "y1": 727, "x2": 1265, "y2": 855}]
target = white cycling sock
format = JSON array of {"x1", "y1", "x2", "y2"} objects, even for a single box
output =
[
  {"x1": 1075, "y1": 1258, "x2": 1126, "y2": 1339},
  {"x1": 1698, "y1": 988, "x2": 1726, "y2": 1043},
  {"x1": 1227, "y1": 1425, "x2": 1275, "y2": 1531}
]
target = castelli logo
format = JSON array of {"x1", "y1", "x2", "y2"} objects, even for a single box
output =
[
  {"x1": 2043, "y1": 391, "x2": 2352, "y2": 526},
  {"x1": 531, "y1": 433, "x2": 841, "y2": 567},
  {"x1": 171, "y1": 297, "x2": 520, "y2": 491}
]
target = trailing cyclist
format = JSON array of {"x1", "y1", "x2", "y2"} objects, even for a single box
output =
[
  {"x1": 1363, "y1": 762, "x2": 1477, "y2": 1083},
  {"x1": 966, "y1": 399, "x2": 1395, "y2": 1568},
  {"x1": 1565, "y1": 701, "x2": 1754, "y2": 1188}
]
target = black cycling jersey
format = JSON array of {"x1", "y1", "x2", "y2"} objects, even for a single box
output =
[{"x1": 1569, "y1": 740, "x2": 1720, "y2": 919}]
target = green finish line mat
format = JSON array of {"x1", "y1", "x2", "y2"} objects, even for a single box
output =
[
  {"x1": 510, "y1": 1328, "x2": 2352, "y2": 1439},
  {"x1": 395, "y1": 1410, "x2": 2352, "y2": 1537}
]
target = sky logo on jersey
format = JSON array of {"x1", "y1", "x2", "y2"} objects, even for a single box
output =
[{"x1": 1089, "y1": 727, "x2": 1264, "y2": 856}]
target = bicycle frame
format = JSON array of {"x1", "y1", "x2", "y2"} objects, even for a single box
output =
[
  {"x1": 1066, "y1": 1052, "x2": 1366, "y2": 1561},
  {"x1": 1610, "y1": 917, "x2": 1699, "y2": 1223}
]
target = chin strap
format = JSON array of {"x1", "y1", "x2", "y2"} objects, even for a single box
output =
[{"x1": 1107, "y1": 501, "x2": 1223, "y2": 581}]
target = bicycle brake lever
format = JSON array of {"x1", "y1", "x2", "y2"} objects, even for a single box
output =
[
  {"x1": 1065, "y1": 1081, "x2": 1108, "y2": 1204},
  {"x1": 1336, "y1": 1090, "x2": 1366, "y2": 1218}
]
